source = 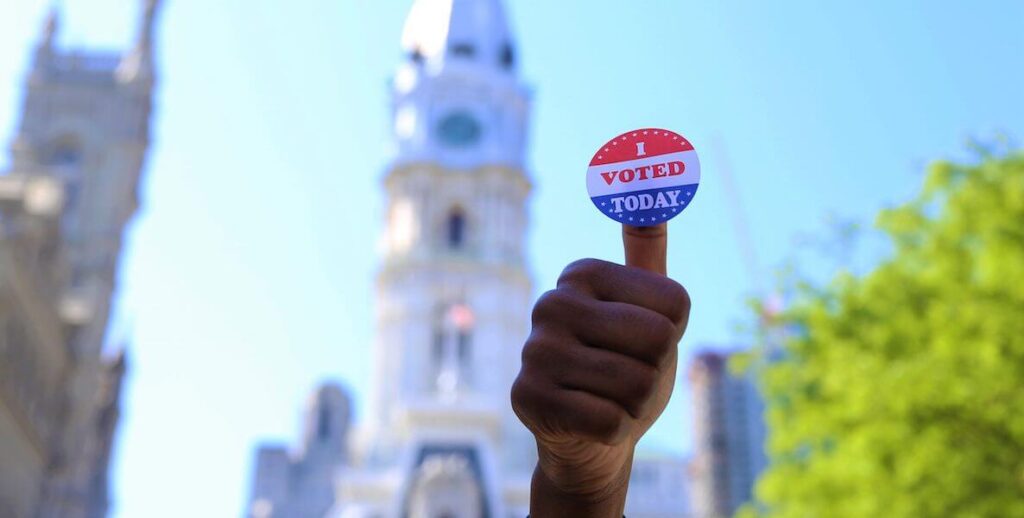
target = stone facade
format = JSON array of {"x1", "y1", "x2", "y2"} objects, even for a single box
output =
[
  {"x1": 248, "y1": 1, "x2": 691, "y2": 516},
  {"x1": 0, "y1": 2, "x2": 162, "y2": 517}
]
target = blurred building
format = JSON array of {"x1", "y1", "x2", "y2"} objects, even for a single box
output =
[
  {"x1": 626, "y1": 454, "x2": 691, "y2": 518},
  {"x1": 0, "y1": 2, "x2": 162, "y2": 517},
  {"x1": 687, "y1": 350, "x2": 768, "y2": 518},
  {"x1": 250, "y1": 385, "x2": 353, "y2": 518},
  {"x1": 246, "y1": 0, "x2": 689, "y2": 517}
]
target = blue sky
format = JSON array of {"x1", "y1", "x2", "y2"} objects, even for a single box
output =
[{"x1": 1, "y1": 0, "x2": 1022, "y2": 516}]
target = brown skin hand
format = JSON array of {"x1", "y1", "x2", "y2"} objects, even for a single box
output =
[{"x1": 511, "y1": 223, "x2": 691, "y2": 517}]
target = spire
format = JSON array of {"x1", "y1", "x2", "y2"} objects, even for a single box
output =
[
  {"x1": 401, "y1": 0, "x2": 517, "y2": 72},
  {"x1": 39, "y1": 3, "x2": 60, "y2": 49},
  {"x1": 137, "y1": 0, "x2": 163, "y2": 54},
  {"x1": 31, "y1": 4, "x2": 61, "y2": 73},
  {"x1": 118, "y1": 0, "x2": 164, "y2": 83}
]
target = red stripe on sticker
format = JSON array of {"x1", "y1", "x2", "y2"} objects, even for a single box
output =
[{"x1": 588, "y1": 128, "x2": 694, "y2": 167}]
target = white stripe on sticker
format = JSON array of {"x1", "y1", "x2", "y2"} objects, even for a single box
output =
[{"x1": 586, "y1": 150, "x2": 701, "y2": 198}]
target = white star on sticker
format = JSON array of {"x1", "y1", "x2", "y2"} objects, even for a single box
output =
[
  {"x1": 687, "y1": 192, "x2": 692, "y2": 196},
  {"x1": 629, "y1": 217, "x2": 634, "y2": 221},
  {"x1": 612, "y1": 142, "x2": 618, "y2": 146},
  {"x1": 632, "y1": 133, "x2": 638, "y2": 137},
  {"x1": 618, "y1": 214, "x2": 623, "y2": 219},
  {"x1": 598, "y1": 155, "x2": 603, "y2": 159},
  {"x1": 601, "y1": 202, "x2": 606, "y2": 206},
  {"x1": 643, "y1": 131, "x2": 649, "y2": 135},
  {"x1": 641, "y1": 218, "x2": 646, "y2": 222},
  {"x1": 662, "y1": 213, "x2": 667, "y2": 217},
  {"x1": 672, "y1": 208, "x2": 677, "y2": 212}
]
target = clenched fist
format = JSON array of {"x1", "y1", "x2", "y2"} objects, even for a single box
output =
[{"x1": 511, "y1": 224, "x2": 691, "y2": 517}]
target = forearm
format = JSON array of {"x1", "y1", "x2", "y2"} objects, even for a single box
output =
[{"x1": 529, "y1": 457, "x2": 632, "y2": 518}]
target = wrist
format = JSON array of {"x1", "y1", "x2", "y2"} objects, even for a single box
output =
[{"x1": 529, "y1": 449, "x2": 633, "y2": 518}]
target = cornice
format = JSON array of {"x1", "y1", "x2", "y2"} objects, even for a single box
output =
[{"x1": 383, "y1": 161, "x2": 533, "y2": 195}]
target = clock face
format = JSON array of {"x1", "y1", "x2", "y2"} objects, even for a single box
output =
[{"x1": 436, "y1": 112, "x2": 482, "y2": 148}]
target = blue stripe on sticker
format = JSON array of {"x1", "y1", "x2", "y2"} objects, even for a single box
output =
[{"x1": 590, "y1": 183, "x2": 699, "y2": 227}]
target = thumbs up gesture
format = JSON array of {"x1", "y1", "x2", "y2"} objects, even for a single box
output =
[{"x1": 511, "y1": 224, "x2": 691, "y2": 517}]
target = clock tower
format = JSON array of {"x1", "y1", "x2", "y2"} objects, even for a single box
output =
[
  {"x1": 390, "y1": 0, "x2": 530, "y2": 171},
  {"x1": 360, "y1": 0, "x2": 535, "y2": 515}
]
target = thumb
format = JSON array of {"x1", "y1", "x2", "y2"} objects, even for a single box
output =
[{"x1": 623, "y1": 223, "x2": 667, "y2": 275}]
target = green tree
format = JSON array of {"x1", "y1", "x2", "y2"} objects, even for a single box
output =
[{"x1": 743, "y1": 152, "x2": 1024, "y2": 518}]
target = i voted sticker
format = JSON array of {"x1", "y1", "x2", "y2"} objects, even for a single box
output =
[{"x1": 587, "y1": 128, "x2": 701, "y2": 226}]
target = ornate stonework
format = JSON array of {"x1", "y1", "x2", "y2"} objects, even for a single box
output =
[{"x1": 0, "y1": 2, "x2": 161, "y2": 517}]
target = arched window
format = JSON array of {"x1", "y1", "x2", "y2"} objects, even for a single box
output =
[
  {"x1": 48, "y1": 138, "x2": 82, "y2": 168},
  {"x1": 500, "y1": 43, "x2": 516, "y2": 69},
  {"x1": 47, "y1": 139, "x2": 84, "y2": 227},
  {"x1": 432, "y1": 326, "x2": 445, "y2": 367},
  {"x1": 446, "y1": 209, "x2": 466, "y2": 249},
  {"x1": 451, "y1": 43, "x2": 476, "y2": 58},
  {"x1": 317, "y1": 405, "x2": 331, "y2": 440},
  {"x1": 457, "y1": 330, "x2": 470, "y2": 365}
]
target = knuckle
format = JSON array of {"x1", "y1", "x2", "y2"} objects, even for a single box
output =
[
  {"x1": 660, "y1": 279, "x2": 691, "y2": 323},
  {"x1": 627, "y1": 365, "x2": 658, "y2": 406},
  {"x1": 625, "y1": 310, "x2": 676, "y2": 362},
  {"x1": 532, "y1": 289, "x2": 593, "y2": 333},
  {"x1": 510, "y1": 377, "x2": 527, "y2": 408},
  {"x1": 511, "y1": 374, "x2": 534, "y2": 400},
  {"x1": 648, "y1": 314, "x2": 679, "y2": 351},
  {"x1": 520, "y1": 338, "x2": 541, "y2": 366},
  {"x1": 531, "y1": 289, "x2": 572, "y2": 322},
  {"x1": 511, "y1": 376, "x2": 545, "y2": 430},
  {"x1": 558, "y1": 258, "x2": 609, "y2": 287},
  {"x1": 521, "y1": 333, "x2": 554, "y2": 368},
  {"x1": 613, "y1": 361, "x2": 657, "y2": 417},
  {"x1": 645, "y1": 340, "x2": 674, "y2": 368},
  {"x1": 510, "y1": 373, "x2": 544, "y2": 416},
  {"x1": 522, "y1": 334, "x2": 578, "y2": 385}
]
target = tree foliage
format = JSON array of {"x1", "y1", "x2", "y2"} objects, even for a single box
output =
[{"x1": 744, "y1": 152, "x2": 1024, "y2": 517}]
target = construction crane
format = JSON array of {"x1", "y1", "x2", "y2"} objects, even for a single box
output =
[{"x1": 710, "y1": 138, "x2": 785, "y2": 351}]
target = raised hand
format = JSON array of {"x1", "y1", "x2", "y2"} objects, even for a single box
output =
[{"x1": 512, "y1": 224, "x2": 691, "y2": 517}]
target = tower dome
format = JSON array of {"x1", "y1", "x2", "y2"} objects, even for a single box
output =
[{"x1": 401, "y1": 0, "x2": 517, "y2": 72}]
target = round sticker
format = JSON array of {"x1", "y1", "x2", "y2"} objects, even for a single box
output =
[{"x1": 587, "y1": 128, "x2": 701, "y2": 226}]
